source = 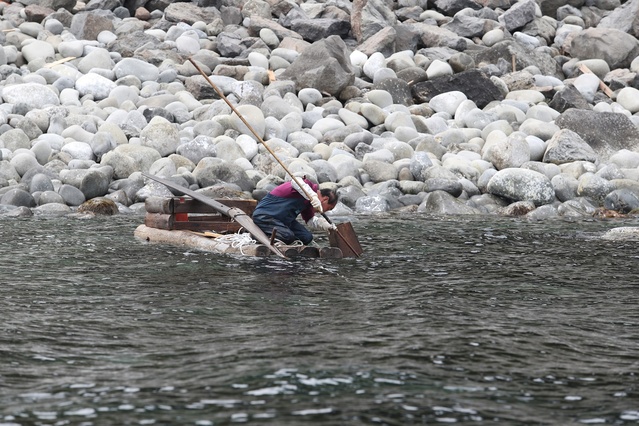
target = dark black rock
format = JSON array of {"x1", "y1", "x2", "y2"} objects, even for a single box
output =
[
  {"x1": 411, "y1": 68, "x2": 504, "y2": 109},
  {"x1": 548, "y1": 84, "x2": 593, "y2": 113}
]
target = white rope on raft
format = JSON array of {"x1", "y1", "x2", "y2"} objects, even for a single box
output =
[{"x1": 214, "y1": 231, "x2": 257, "y2": 255}]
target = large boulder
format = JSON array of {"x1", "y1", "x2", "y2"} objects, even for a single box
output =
[
  {"x1": 569, "y1": 28, "x2": 639, "y2": 69},
  {"x1": 543, "y1": 129, "x2": 600, "y2": 165},
  {"x1": 487, "y1": 168, "x2": 555, "y2": 206},
  {"x1": 597, "y1": 0, "x2": 639, "y2": 38},
  {"x1": 279, "y1": 35, "x2": 355, "y2": 97},
  {"x1": 192, "y1": 157, "x2": 254, "y2": 192},
  {"x1": 555, "y1": 109, "x2": 639, "y2": 161}
]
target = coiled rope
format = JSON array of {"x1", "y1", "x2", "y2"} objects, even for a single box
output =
[{"x1": 214, "y1": 231, "x2": 256, "y2": 255}]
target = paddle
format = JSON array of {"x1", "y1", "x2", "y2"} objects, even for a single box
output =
[
  {"x1": 142, "y1": 172, "x2": 288, "y2": 259},
  {"x1": 188, "y1": 58, "x2": 361, "y2": 258}
]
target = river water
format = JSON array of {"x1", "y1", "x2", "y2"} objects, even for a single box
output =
[{"x1": 1, "y1": 213, "x2": 638, "y2": 425}]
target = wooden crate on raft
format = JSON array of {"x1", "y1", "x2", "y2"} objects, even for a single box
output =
[{"x1": 144, "y1": 196, "x2": 257, "y2": 233}]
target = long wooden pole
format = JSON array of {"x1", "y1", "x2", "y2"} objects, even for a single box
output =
[{"x1": 188, "y1": 58, "x2": 360, "y2": 257}]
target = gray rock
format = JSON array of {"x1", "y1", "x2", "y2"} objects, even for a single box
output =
[
  {"x1": 604, "y1": 188, "x2": 639, "y2": 213},
  {"x1": 107, "y1": 30, "x2": 165, "y2": 58},
  {"x1": 418, "y1": 190, "x2": 482, "y2": 215},
  {"x1": 113, "y1": 58, "x2": 160, "y2": 82},
  {"x1": 176, "y1": 136, "x2": 217, "y2": 165},
  {"x1": 100, "y1": 144, "x2": 162, "y2": 180},
  {"x1": 192, "y1": 157, "x2": 254, "y2": 192},
  {"x1": 1, "y1": 188, "x2": 36, "y2": 207},
  {"x1": 548, "y1": 84, "x2": 594, "y2": 113},
  {"x1": 336, "y1": 185, "x2": 366, "y2": 208},
  {"x1": 362, "y1": 159, "x2": 398, "y2": 183},
  {"x1": 29, "y1": 173, "x2": 55, "y2": 193},
  {"x1": 1, "y1": 83, "x2": 60, "y2": 109},
  {"x1": 10, "y1": 153, "x2": 40, "y2": 177},
  {"x1": 351, "y1": 0, "x2": 397, "y2": 43},
  {"x1": 355, "y1": 194, "x2": 390, "y2": 213},
  {"x1": 164, "y1": 2, "x2": 221, "y2": 25},
  {"x1": 482, "y1": 131, "x2": 530, "y2": 170},
  {"x1": 37, "y1": 190, "x2": 65, "y2": 206},
  {"x1": 443, "y1": 15, "x2": 492, "y2": 39},
  {"x1": 424, "y1": 177, "x2": 463, "y2": 197},
  {"x1": 59, "y1": 183, "x2": 86, "y2": 206},
  {"x1": 570, "y1": 28, "x2": 639, "y2": 69},
  {"x1": 577, "y1": 173, "x2": 615, "y2": 205},
  {"x1": 498, "y1": 0, "x2": 537, "y2": 32},
  {"x1": 292, "y1": 18, "x2": 351, "y2": 42},
  {"x1": 487, "y1": 168, "x2": 555, "y2": 206},
  {"x1": 414, "y1": 26, "x2": 467, "y2": 53},
  {"x1": 279, "y1": 35, "x2": 355, "y2": 97},
  {"x1": 543, "y1": 129, "x2": 600, "y2": 165},
  {"x1": 412, "y1": 69, "x2": 504, "y2": 109},
  {"x1": 356, "y1": 26, "x2": 397, "y2": 57},
  {"x1": 70, "y1": 9, "x2": 115, "y2": 40},
  {"x1": 140, "y1": 118, "x2": 180, "y2": 157},
  {"x1": 555, "y1": 109, "x2": 639, "y2": 161},
  {"x1": 75, "y1": 73, "x2": 117, "y2": 100},
  {"x1": 433, "y1": 0, "x2": 482, "y2": 16},
  {"x1": 0, "y1": 160, "x2": 21, "y2": 183},
  {"x1": 372, "y1": 77, "x2": 413, "y2": 106},
  {"x1": 468, "y1": 40, "x2": 563, "y2": 79},
  {"x1": 598, "y1": 0, "x2": 639, "y2": 35},
  {"x1": 551, "y1": 173, "x2": 579, "y2": 202},
  {"x1": 0, "y1": 129, "x2": 31, "y2": 152}
]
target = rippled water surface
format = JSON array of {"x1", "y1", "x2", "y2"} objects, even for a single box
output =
[{"x1": 1, "y1": 214, "x2": 638, "y2": 425}]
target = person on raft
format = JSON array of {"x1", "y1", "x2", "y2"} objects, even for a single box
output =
[{"x1": 252, "y1": 177, "x2": 338, "y2": 245}]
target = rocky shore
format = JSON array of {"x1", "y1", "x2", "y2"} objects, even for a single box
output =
[{"x1": 2, "y1": 0, "x2": 639, "y2": 223}]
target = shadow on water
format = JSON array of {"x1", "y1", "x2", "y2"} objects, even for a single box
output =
[{"x1": 1, "y1": 214, "x2": 638, "y2": 425}]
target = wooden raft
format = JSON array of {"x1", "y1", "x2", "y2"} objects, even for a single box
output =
[
  {"x1": 144, "y1": 196, "x2": 256, "y2": 233},
  {"x1": 139, "y1": 196, "x2": 345, "y2": 259}
]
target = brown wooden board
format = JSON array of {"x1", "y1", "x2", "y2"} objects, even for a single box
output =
[
  {"x1": 328, "y1": 222, "x2": 363, "y2": 257},
  {"x1": 171, "y1": 198, "x2": 256, "y2": 215},
  {"x1": 145, "y1": 213, "x2": 244, "y2": 233}
]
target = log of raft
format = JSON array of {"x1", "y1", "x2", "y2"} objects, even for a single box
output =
[{"x1": 134, "y1": 225, "x2": 344, "y2": 258}]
